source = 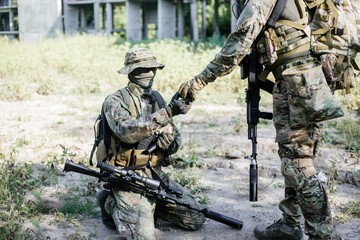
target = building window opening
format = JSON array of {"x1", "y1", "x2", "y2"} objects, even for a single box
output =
[
  {"x1": 0, "y1": 12, "x2": 10, "y2": 31},
  {"x1": 146, "y1": 23, "x2": 156, "y2": 39},
  {"x1": 78, "y1": 4, "x2": 95, "y2": 32}
]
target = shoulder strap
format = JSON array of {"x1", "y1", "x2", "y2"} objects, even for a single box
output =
[
  {"x1": 89, "y1": 114, "x2": 102, "y2": 166},
  {"x1": 267, "y1": 0, "x2": 288, "y2": 27},
  {"x1": 150, "y1": 90, "x2": 166, "y2": 113},
  {"x1": 120, "y1": 88, "x2": 130, "y2": 105},
  {"x1": 101, "y1": 102, "x2": 112, "y2": 160},
  {"x1": 252, "y1": 0, "x2": 288, "y2": 47},
  {"x1": 121, "y1": 88, "x2": 137, "y2": 117}
]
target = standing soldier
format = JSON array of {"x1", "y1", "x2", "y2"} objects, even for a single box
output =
[
  {"x1": 97, "y1": 48, "x2": 205, "y2": 239},
  {"x1": 177, "y1": 0, "x2": 346, "y2": 239}
]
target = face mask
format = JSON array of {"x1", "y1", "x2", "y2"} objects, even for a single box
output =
[{"x1": 128, "y1": 68, "x2": 157, "y2": 89}]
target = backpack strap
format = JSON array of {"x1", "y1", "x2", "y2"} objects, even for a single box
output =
[
  {"x1": 267, "y1": 0, "x2": 288, "y2": 28},
  {"x1": 254, "y1": 0, "x2": 288, "y2": 80},
  {"x1": 100, "y1": 89, "x2": 130, "y2": 162},
  {"x1": 120, "y1": 88, "x2": 137, "y2": 117},
  {"x1": 137, "y1": 90, "x2": 167, "y2": 150},
  {"x1": 150, "y1": 90, "x2": 166, "y2": 113},
  {"x1": 89, "y1": 114, "x2": 102, "y2": 166},
  {"x1": 101, "y1": 102, "x2": 112, "y2": 161},
  {"x1": 251, "y1": 0, "x2": 288, "y2": 48}
]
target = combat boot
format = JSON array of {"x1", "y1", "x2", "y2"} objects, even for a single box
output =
[
  {"x1": 97, "y1": 190, "x2": 116, "y2": 230},
  {"x1": 254, "y1": 219, "x2": 303, "y2": 240}
]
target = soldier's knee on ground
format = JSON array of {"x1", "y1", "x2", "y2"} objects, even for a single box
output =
[{"x1": 179, "y1": 210, "x2": 206, "y2": 230}]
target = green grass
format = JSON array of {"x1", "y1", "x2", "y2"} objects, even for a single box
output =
[
  {"x1": 323, "y1": 118, "x2": 360, "y2": 153},
  {"x1": 0, "y1": 141, "x2": 96, "y2": 239},
  {"x1": 0, "y1": 148, "x2": 39, "y2": 239},
  {"x1": 58, "y1": 193, "x2": 98, "y2": 217}
]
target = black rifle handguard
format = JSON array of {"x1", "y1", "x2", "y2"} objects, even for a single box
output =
[{"x1": 202, "y1": 209, "x2": 243, "y2": 229}]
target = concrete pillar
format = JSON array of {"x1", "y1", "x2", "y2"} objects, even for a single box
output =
[
  {"x1": 158, "y1": 0, "x2": 176, "y2": 39},
  {"x1": 190, "y1": 0, "x2": 198, "y2": 41},
  {"x1": 94, "y1": 1, "x2": 100, "y2": 32},
  {"x1": 64, "y1": 5, "x2": 78, "y2": 35},
  {"x1": 8, "y1": 0, "x2": 15, "y2": 32},
  {"x1": 9, "y1": 10, "x2": 14, "y2": 31},
  {"x1": 177, "y1": 0, "x2": 184, "y2": 38},
  {"x1": 105, "y1": 3, "x2": 113, "y2": 35},
  {"x1": 80, "y1": 8, "x2": 86, "y2": 29},
  {"x1": 18, "y1": 0, "x2": 63, "y2": 42},
  {"x1": 126, "y1": 0, "x2": 142, "y2": 41}
]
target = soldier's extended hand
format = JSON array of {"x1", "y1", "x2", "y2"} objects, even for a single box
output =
[
  {"x1": 166, "y1": 98, "x2": 191, "y2": 117},
  {"x1": 178, "y1": 76, "x2": 207, "y2": 101},
  {"x1": 156, "y1": 132, "x2": 175, "y2": 150}
]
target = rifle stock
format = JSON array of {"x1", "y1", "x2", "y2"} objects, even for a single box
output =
[{"x1": 63, "y1": 159, "x2": 243, "y2": 229}]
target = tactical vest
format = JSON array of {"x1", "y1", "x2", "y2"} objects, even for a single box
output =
[
  {"x1": 257, "y1": 0, "x2": 360, "y2": 93},
  {"x1": 91, "y1": 88, "x2": 166, "y2": 168},
  {"x1": 257, "y1": 0, "x2": 311, "y2": 74}
]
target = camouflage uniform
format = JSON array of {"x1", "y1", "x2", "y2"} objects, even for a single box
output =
[
  {"x1": 100, "y1": 48, "x2": 205, "y2": 239},
  {"x1": 178, "y1": 0, "x2": 344, "y2": 239}
]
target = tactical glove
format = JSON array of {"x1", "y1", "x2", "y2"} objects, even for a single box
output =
[
  {"x1": 156, "y1": 132, "x2": 175, "y2": 150},
  {"x1": 178, "y1": 76, "x2": 207, "y2": 101},
  {"x1": 166, "y1": 99, "x2": 192, "y2": 117},
  {"x1": 151, "y1": 108, "x2": 171, "y2": 126}
]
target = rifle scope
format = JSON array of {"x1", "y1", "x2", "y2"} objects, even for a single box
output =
[{"x1": 97, "y1": 161, "x2": 160, "y2": 190}]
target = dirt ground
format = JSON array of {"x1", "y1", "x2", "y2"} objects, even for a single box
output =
[{"x1": 1, "y1": 94, "x2": 359, "y2": 240}]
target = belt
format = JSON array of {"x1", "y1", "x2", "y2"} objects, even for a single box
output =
[{"x1": 272, "y1": 56, "x2": 317, "y2": 80}]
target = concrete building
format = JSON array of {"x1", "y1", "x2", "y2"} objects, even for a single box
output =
[{"x1": 0, "y1": 0, "x2": 238, "y2": 42}]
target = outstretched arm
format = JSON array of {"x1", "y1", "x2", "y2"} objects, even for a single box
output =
[{"x1": 178, "y1": 0, "x2": 276, "y2": 101}]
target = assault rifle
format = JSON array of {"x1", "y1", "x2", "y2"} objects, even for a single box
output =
[
  {"x1": 63, "y1": 159, "x2": 243, "y2": 229},
  {"x1": 238, "y1": 0, "x2": 287, "y2": 202},
  {"x1": 241, "y1": 49, "x2": 274, "y2": 202}
]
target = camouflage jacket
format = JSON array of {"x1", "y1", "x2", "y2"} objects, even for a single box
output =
[{"x1": 102, "y1": 82, "x2": 181, "y2": 154}]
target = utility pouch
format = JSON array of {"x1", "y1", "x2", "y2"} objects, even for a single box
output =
[
  {"x1": 95, "y1": 140, "x2": 107, "y2": 163},
  {"x1": 282, "y1": 61, "x2": 344, "y2": 128},
  {"x1": 113, "y1": 149, "x2": 160, "y2": 168},
  {"x1": 320, "y1": 53, "x2": 356, "y2": 93}
]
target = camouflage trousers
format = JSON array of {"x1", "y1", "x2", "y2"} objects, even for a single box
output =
[
  {"x1": 104, "y1": 168, "x2": 205, "y2": 240},
  {"x1": 272, "y1": 80, "x2": 336, "y2": 239}
]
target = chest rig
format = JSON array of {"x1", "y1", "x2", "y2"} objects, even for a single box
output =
[{"x1": 256, "y1": 0, "x2": 312, "y2": 79}]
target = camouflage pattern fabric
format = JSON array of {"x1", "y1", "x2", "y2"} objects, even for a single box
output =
[
  {"x1": 104, "y1": 168, "x2": 205, "y2": 240},
  {"x1": 197, "y1": 0, "x2": 277, "y2": 83},
  {"x1": 177, "y1": 0, "x2": 343, "y2": 238},
  {"x1": 153, "y1": 168, "x2": 206, "y2": 230},
  {"x1": 279, "y1": 61, "x2": 343, "y2": 128},
  {"x1": 105, "y1": 186, "x2": 157, "y2": 240},
  {"x1": 270, "y1": 69, "x2": 337, "y2": 239}
]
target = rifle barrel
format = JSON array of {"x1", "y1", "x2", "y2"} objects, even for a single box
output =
[
  {"x1": 249, "y1": 158, "x2": 258, "y2": 202},
  {"x1": 203, "y1": 209, "x2": 243, "y2": 229},
  {"x1": 63, "y1": 159, "x2": 104, "y2": 179}
]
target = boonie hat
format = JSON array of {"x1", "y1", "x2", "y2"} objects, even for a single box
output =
[{"x1": 118, "y1": 48, "x2": 165, "y2": 75}]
